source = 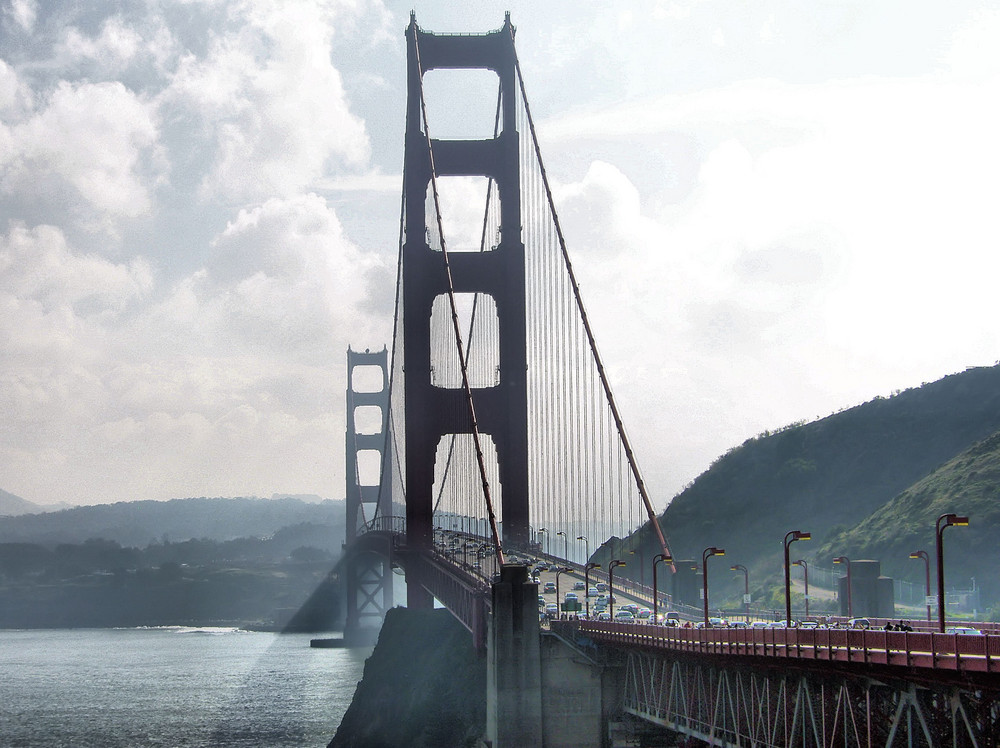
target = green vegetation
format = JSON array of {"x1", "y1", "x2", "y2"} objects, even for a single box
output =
[
  {"x1": 0, "y1": 498, "x2": 347, "y2": 630},
  {"x1": 613, "y1": 364, "x2": 1000, "y2": 609}
]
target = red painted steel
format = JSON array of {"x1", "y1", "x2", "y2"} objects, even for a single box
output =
[{"x1": 574, "y1": 620, "x2": 1000, "y2": 675}]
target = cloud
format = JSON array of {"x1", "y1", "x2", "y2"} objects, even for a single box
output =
[
  {"x1": 6, "y1": 0, "x2": 37, "y2": 33},
  {"x1": 164, "y1": 0, "x2": 371, "y2": 202},
  {"x1": 56, "y1": 16, "x2": 144, "y2": 71},
  {"x1": 1, "y1": 80, "x2": 161, "y2": 227}
]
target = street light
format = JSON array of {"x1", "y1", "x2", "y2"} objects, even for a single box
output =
[
  {"x1": 556, "y1": 530, "x2": 568, "y2": 563},
  {"x1": 584, "y1": 562, "x2": 601, "y2": 617},
  {"x1": 792, "y1": 560, "x2": 809, "y2": 619},
  {"x1": 833, "y1": 556, "x2": 852, "y2": 618},
  {"x1": 909, "y1": 549, "x2": 931, "y2": 623},
  {"x1": 652, "y1": 553, "x2": 673, "y2": 622},
  {"x1": 609, "y1": 560, "x2": 625, "y2": 619},
  {"x1": 783, "y1": 530, "x2": 811, "y2": 624},
  {"x1": 577, "y1": 535, "x2": 589, "y2": 565},
  {"x1": 538, "y1": 527, "x2": 548, "y2": 557},
  {"x1": 702, "y1": 547, "x2": 725, "y2": 626},
  {"x1": 935, "y1": 513, "x2": 969, "y2": 633},
  {"x1": 730, "y1": 564, "x2": 749, "y2": 621}
]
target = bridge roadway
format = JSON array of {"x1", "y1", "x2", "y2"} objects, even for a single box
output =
[
  {"x1": 560, "y1": 619, "x2": 1000, "y2": 678},
  {"x1": 354, "y1": 528, "x2": 1000, "y2": 745}
]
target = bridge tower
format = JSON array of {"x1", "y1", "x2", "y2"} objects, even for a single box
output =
[
  {"x1": 402, "y1": 13, "x2": 530, "y2": 609},
  {"x1": 343, "y1": 346, "x2": 393, "y2": 645}
]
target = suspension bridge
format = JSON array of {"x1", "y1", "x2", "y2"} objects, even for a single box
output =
[{"x1": 337, "y1": 14, "x2": 1000, "y2": 748}]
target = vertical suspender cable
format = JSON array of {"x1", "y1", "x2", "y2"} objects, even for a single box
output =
[{"x1": 511, "y1": 33, "x2": 674, "y2": 571}]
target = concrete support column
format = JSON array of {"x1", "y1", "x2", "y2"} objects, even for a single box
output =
[{"x1": 487, "y1": 564, "x2": 542, "y2": 747}]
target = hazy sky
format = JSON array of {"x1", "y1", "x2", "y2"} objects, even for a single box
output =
[{"x1": 3, "y1": 0, "x2": 999, "y2": 508}]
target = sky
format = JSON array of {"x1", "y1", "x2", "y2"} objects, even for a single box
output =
[{"x1": 2, "y1": 0, "x2": 999, "y2": 509}]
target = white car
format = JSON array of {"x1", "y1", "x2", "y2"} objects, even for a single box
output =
[
  {"x1": 544, "y1": 603, "x2": 559, "y2": 617},
  {"x1": 946, "y1": 626, "x2": 983, "y2": 635},
  {"x1": 597, "y1": 611, "x2": 611, "y2": 621},
  {"x1": 614, "y1": 610, "x2": 635, "y2": 621}
]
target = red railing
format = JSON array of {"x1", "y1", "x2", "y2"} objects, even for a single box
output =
[{"x1": 570, "y1": 620, "x2": 1000, "y2": 674}]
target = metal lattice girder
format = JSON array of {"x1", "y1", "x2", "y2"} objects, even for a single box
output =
[{"x1": 619, "y1": 648, "x2": 1000, "y2": 748}]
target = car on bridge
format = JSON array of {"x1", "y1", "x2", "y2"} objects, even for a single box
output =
[
  {"x1": 636, "y1": 608, "x2": 652, "y2": 620},
  {"x1": 544, "y1": 603, "x2": 559, "y2": 618},
  {"x1": 573, "y1": 581, "x2": 586, "y2": 590},
  {"x1": 946, "y1": 626, "x2": 983, "y2": 635},
  {"x1": 587, "y1": 587, "x2": 598, "y2": 598},
  {"x1": 596, "y1": 611, "x2": 611, "y2": 621},
  {"x1": 614, "y1": 610, "x2": 635, "y2": 621},
  {"x1": 564, "y1": 592, "x2": 578, "y2": 602},
  {"x1": 543, "y1": 582, "x2": 556, "y2": 593},
  {"x1": 847, "y1": 618, "x2": 872, "y2": 630}
]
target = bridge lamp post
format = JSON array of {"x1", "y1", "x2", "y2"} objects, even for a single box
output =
[
  {"x1": 936, "y1": 513, "x2": 969, "y2": 632},
  {"x1": 909, "y1": 550, "x2": 932, "y2": 623},
  {"x1": 730, "y1": 564, "x2": 749, "y2": 622},
  {"x1": 783, "y1": 531, "x2": 810, "y2": 625},
  {"x1": 833, "y1": 556, "x2": 852, "y2": 618},
  {"x1": 652, "y1": 554, "x2": 673, "y2": 623},
  {"x1": 584, "y1": 562, "x2": 601, "y2": 617},
  {"x1": 701, "y1": 547, "x2": 725, "y2": 627},
  {"x1": 792, "y1": 560, "x2": 809, "y2": 619},
  {"x1": 556, "y1": 531, "x2": 568, "y2": 563},
  {"x1": 577, "y1": 536, "x2": 589, "y2": 565},
  {"x1": 538, "y1": 528, "x2": 548, "y2": 557},
  {"x1": 608, "y1": 560, "x2": 625, "y2": 619}
]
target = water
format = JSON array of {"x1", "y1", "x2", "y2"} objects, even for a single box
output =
[{"x1": 0, "y1": 628, "x2": 369, "y2": 748}]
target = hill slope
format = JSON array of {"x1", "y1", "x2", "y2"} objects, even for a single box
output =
[
  {"x1": 814, "y1": 430, "x2": 1000, "y2": 599},
  {"x1": 619, "y1": 364, "x2": 1000, "y2": 602},
  {"x1": 0, "y1": 489, "x2": 45, "y2": 517},
  {"x1": 0, "y1": 496, "x2": 346, "y2": 549}
]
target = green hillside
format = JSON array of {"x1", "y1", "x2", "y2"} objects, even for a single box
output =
[
  {"x1": 814, "y1": 430, "x2": 1000, "y2": 600},
  {"x1": 613, "y1": 364, "x2": 1000, "y2": 607}
]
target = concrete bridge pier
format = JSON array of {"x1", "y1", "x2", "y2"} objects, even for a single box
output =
[{"x1": 487, "y1": 564, "x2": 543, "y2": 747}]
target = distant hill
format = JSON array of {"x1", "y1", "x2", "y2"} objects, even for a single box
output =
[
  {"x1": 0, "y1": 496, "x2": 347, "y2": 549},
  {"x1": 614, "y1": 364, "x2": 1000, "y2": 606},
  {"x1": 0, "y1": 489, "x2": 45, "y2": 517}
]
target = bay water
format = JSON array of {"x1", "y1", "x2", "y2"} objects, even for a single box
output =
[{"x1": 0, "y1": 628, "x2": 369, "y2": 748}]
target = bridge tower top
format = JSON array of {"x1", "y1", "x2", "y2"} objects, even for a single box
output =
[
  {"x1": 401, "y1": 13, "x2": 530, "y2": 575},
  {"x1": 345, "y1": 345, "x2": 391, "y2": 540}
]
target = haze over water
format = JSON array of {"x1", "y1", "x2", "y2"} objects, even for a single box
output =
[{"x1": 0, "y1": 628, "x2": 367, "y2": 748}]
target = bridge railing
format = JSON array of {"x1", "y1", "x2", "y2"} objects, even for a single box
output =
[
  {"x1": 563, "y1": 620, "x2": 1000, "y2": 675},
  {"x1": 360, "y1": 515, "x2": 406, "y2": 536}
]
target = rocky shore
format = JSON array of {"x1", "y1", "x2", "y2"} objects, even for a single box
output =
[{"x1": 329, "y1": 607, "x2": 486, "y2": 748}]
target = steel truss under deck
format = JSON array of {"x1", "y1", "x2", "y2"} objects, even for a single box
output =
[{"x1": 623, "y1": 650, "x2": 1000, "y2": 748}]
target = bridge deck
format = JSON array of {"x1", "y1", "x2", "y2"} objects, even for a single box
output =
[{"x1": 568, "y1": 620, "x2": 1000, "y2": 677}]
